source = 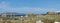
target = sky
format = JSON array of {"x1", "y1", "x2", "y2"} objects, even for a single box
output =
[{"x1": 0, "y1": 0, "x2": 60, "y2": 14}]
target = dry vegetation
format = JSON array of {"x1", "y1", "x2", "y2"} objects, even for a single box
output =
[
  {"x1": 0, "y1": 15, "x2": 60, "y2": 23},
  {"x1": 0, "y1": 12, "x2": 60, "y2": 23}
]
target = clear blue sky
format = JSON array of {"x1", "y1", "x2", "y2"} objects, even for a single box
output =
[{"x1": 0, "y1": 0, "x2": 60, "y2": 14}]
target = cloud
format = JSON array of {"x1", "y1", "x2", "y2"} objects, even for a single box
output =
[
  {"x1": 0, "y1": 1, "x2": 42, "y2": 13},
  {"x1": 8, "y1": 7, "x2": 42, "y2": 13},
  {"x1": 55, "y1": 10, "x2": 60, "y2": 13},
  {"x1": 0, "y1": 1, "x2": 58, "y2": 13},
  {"x1": 0, "y1": 1, "x2": 10, "y2": 11}
]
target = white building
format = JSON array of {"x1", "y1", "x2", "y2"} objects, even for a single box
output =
[{"x1": 36, "y1": 20, "x2": 44, "y2": 23}]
